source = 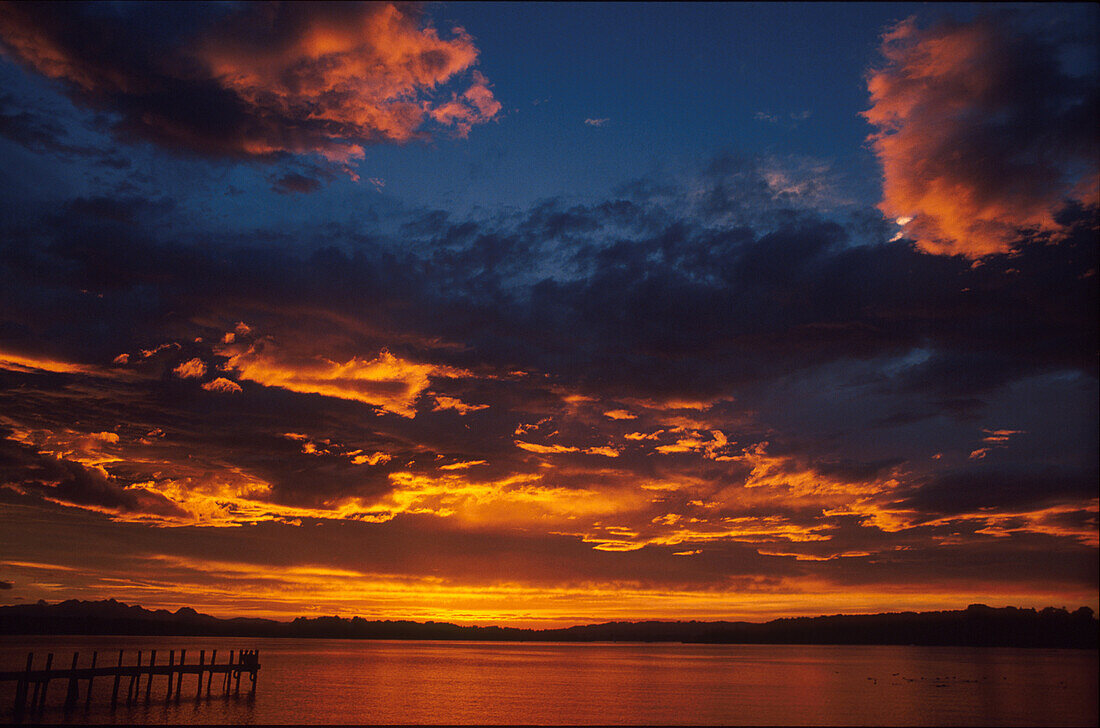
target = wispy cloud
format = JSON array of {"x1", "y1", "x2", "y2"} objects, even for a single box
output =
[{"x1": 754, "y1": 110, "x2": 811, "y2": 127}]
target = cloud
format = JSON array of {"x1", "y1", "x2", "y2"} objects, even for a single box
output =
[
  {"x1": 201, "y1": 377, "x2": 242, "y2": 394},
  {"x1": 0, "y1": 2, "x2": 499, "y2": 167},
  {"x1": 754, "y1": 110, "x2": 811, "y2": 127},
  {"x1": 428, "y1": 71, "x2": 502, "y2": 137},
  {"x1": 0, "y1": 435, "x2": 187, "y2": 521},
  {"x1": 0, "y1": 580, "x2": 12, "y2": 589},
  {"x1": 439, "y1": 460, "x2": 487, "y2": 470},
  {"x1": 216, "y1": 338, "x2": 472, "y2": 417},
  {"x1": 0, "y1": 93, "x2": 95, "y2": 156},
  {"x1": 0, "y1": 349, "x2": 133, "y2": 379},
  {"x1": 432, "y1": 395, "x2": 489, "y2": 415},
  {"x1": 350, "y1": 451, "x2": 391, "y2": 467},
  {"x1": 864, "y1": 15, "x2": 1099, "y2": 257},
  {"x1": 584, "y1": 118, "x2": 609, "y2": 127},
  {"x1": 0, "y1": 149, "x2": 1095, "y2": 617},
  {"x1": 172, "y1": 358, "x2": 207, "y2": 380},
  {"x1": 272, "y1": 173, "x2": 323, "y2": 195},
  {"x1": 514, "y1": 441, "x2": 579, "y2": 455}
]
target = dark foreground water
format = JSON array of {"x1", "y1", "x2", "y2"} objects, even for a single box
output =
[{"x1": 0, "y1": 636, "x2": 1096, "y2": 725}]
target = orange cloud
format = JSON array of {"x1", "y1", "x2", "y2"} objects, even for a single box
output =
[
  {"x1": 201, "y1": 377, "x2": 242, "y2": 394},
  {"x1": 172, "y1": 358, "x2": 207, "y2": 379},
  {"x1": 18, "y1": 548, "x2": 1094, "y2": 627},
  {"x1": 514, "y1": 441, "x2": 620, "y2": 457},
  {"x1": 864, "y1": 17, "x2": 1098, "y2": 257},
  {"x1": 0, "y1": 3, "x2": 498, "y2": 167},
  {"x1": 515, "y1": 441, "x2": 579, "y2": 454},
  {"x1": 431, "y1": 394, "x2": 489, "y2": 415},
  {"x1": 195, "y1": 3, "x2": 498, "y2": 162},
  {"x1": 0, "y1": 349, "x2": 120, "y2": 378},
  {"x1": 439, "y1": 460, "x2": 487, "y2": 470},
  {"x1": 982, "y1": 428, "x2": 1024, "y2": 444},
  {"x1": 653, "y1": 429, "x2": 733, "y2": 459},
  {"x1": 215, "y1": 338, "x2": 471, "y2": 417},
  {"x1": 282, "y1": 433, "x2": 391, "y2": 466},
  {"x1": 350, "y1": 451, "x2": 391, "y2": 467}
]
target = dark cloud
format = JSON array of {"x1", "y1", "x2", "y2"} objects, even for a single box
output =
[
  {"x1": 865, "y1": 13, "x2": 1099, "y2": 257},
  {"x1": 0, "y1": 433, "x2": 187, "y2": 519},
  {"x1": 272, "y1": 174, "x2": 323, "y2": 195},
  {"x1": 0, "y1": 2, "x2": 499, "y2": 168},
  {"x1": 0, "y1": 93, "x2": 71, "y2": 152},
  {"x1": 2, "y1": 153, "x2": 1096, "y2": 404},
  {"x1": 0, "y1": 148, "x2": 1095, "y2": 615},
  {"x1": 901, "y1": 468, "x2": 1100, "y2": 518}
]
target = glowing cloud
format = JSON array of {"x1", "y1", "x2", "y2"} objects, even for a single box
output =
[
  {"x1": 217, "y1": 339, "x2": 472, "y2": 417},
  {"x1": 201, "y1": 377, "x2": 242, "y2": 394},
  {"x1": 864, "y1": 16, "x2": 1098, "y2": 257},
  {"x1": 0, "y1": 2, "x2": 499, "y2": 166},
  {"x1": 439, "y1": 460, "x2": 487, "y2": 470},
  {"x1": 196, "y1": 2, "x2": 498, "y2": 160},
  {"x1": 172, "y1": 358, "x2": 207, "y2": 380},
  {"x1": 432, "y1": 395, "x2": 489, "y2": 415},
  {"x1": 0, "y1": 349, "x2": 128, "y2": 379},
  {"x1": 350, "y1": 451, "x2": 391, "y2": 466}
]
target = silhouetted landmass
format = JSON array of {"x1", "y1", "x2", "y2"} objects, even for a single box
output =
[{"x1": 0, "y1": 600, "x2": 1095, "y2": 648}]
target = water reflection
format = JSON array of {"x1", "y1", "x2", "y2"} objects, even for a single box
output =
[{"x1": 1, "y1": 636, "x2": 1096, "y2": 726}]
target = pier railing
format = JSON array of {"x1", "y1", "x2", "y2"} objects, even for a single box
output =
[{"x1": 0, "y1": 648, "x2": 259, "y2": 715}]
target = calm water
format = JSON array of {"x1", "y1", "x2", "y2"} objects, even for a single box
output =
[{"x1": 0, "y1": 636, "x2": 1095, "y2": 725}]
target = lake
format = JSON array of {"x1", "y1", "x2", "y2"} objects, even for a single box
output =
[{"x1": 0, "y1": 636, "x2": 1095, "y2": 725}]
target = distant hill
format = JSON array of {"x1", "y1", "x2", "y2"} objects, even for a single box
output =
[{"x1": 0, "y1": 600, "x2": 1095, "y2": 648}]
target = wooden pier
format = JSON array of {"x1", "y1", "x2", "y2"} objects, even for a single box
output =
[{"x1": 0, "y1": 648, "x2": 259, "y2": 716}]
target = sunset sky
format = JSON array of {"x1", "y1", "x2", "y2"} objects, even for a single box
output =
[{"x1": 0, "y1": 2, "x2": 1096, "y2": 627}]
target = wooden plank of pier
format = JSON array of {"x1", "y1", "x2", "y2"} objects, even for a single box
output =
[{"x1": 1, "y1": 647, "x2": 259, "y2": 714}]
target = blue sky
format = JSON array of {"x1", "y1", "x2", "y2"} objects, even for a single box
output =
[{"x1": 1, "y1": 3, "x2": 979, "y2": 218}]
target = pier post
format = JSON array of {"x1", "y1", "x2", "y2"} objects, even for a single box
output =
[
  {"x1": 37, "y1": 652, "x2": 53, "y2": 709},
  {"x1": 65, "y1": 652, "x2": 79, "y2": 708},
  {"x1": 111, "y1": 650, "x2": 123, "y2": 708},
  {"x1": 127, "y1": 651, "x2": 141, "y2": 704},
  {"x1": 30, "y1": 656, "x2": 41, "y2": 709},
  {"x1": 14, "y1": 652, "x2": 32, "y2": 716},
  {"x1": 86, "y1": 651, "x2": 97, "y2": 709},
  {"x1": 207, "y1": 650, "x2": 216, "y2": 696},
  {"x1": 224, "y1": 650, "x2": 234, "y2": 694},
  {"x1": 175, "y1": 650, "x2": 185, "y2": 700},
  {"x1": 196, "y1": 651, "x2": 205, "y2": 700},
  {"x1": 1, "y1": 643, "x2": 259, "y2": 713},
  {"x1": 166, "y1": 650, "x2": 175, "y2": 701},
  {"x1": 145, "y1": 650, "x2": 155, "y2": 702}
]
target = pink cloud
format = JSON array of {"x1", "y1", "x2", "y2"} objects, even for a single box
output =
[
  {"x1": 864, "y1": 16, "x2": 1098, "y2": 257},
  {"x1": 195, "y1": 3, "x2": 499, "y2": 160}
]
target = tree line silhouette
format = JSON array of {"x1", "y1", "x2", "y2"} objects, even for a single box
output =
[{"x1": 0, "y1": 600, "x2": 1095, "y2": 648}]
